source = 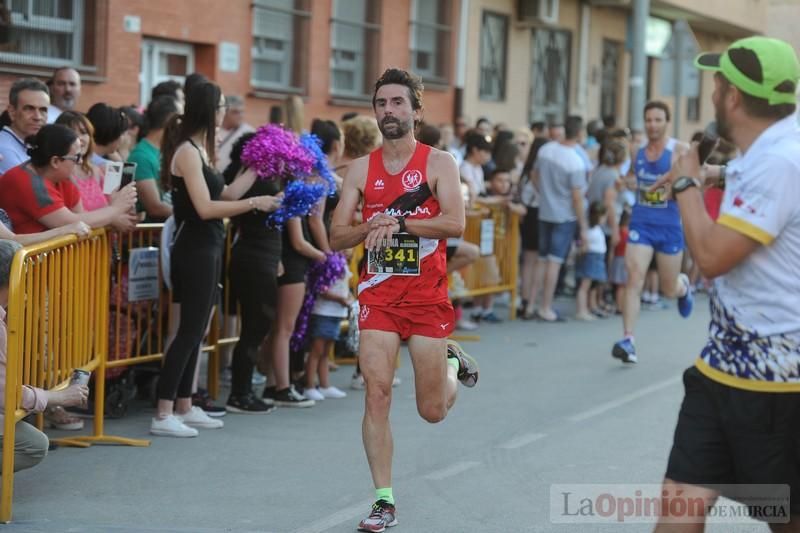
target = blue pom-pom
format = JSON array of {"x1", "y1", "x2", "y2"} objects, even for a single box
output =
[
  {"x1": 266, "y1": 179, "x2": 327, "y2": 230},
  {"x1": 299, "y1": 133, "x2": 337, "y2": 196}
]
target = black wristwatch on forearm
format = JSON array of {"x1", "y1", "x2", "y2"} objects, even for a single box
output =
[
  {"x1": 672, "y1": 176, "x2": 699, "y2": 196},
  {"x1": 397, "y1": 216, "x2": 407, "y2": 233}
]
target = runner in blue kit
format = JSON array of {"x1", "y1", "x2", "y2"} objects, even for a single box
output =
[{"x1": 612, "y1": 101, "x2": 694, "y2": 364}]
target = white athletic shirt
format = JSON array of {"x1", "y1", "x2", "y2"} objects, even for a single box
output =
[{"x1": 696, "y1": 115, "x2": 800, "y2": 391}]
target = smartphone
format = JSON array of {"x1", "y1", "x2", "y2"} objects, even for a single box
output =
[
  {"x1": 121, "y1": 161, "x2": 137, "y2": 188},
  {"x1": 697, "y1": 122, "x2": 719, "y2": 164},
  {"x1": 102, "y1": 161, "x2": 123, "y2": 194}
]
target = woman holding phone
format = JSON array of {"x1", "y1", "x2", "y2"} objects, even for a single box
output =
[{"x1": 0, "y1": 124, "x2": 137, "y2": 235}]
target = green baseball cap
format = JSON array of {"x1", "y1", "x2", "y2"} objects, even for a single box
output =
[{"x1": 695, "y1": 36, "x2": 800, "y2": 105}]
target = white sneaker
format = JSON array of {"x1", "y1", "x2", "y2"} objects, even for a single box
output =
[
  {"x1": 319, "y1": 386, "x2": 347, "y2": 399},
  {"x1": 303, "y1": 387, "x2": 325, "y2": 401},
  {"x1": 449, "y1": 271, "x2": 468, "y2": 298},
  {"x1": 392, "y1": 376, "x2": 401, "y2": 387},
  {"x1": 351, "y1": 373, "x2": 365, "y2": 390},
  {"x1": 177, "y1": 406, "x2": 224, "y2": 429},
  {"x1": 150, "y1": 415, "x2": 198, "y2": 438},
  {"x1": 456, "y1": 318, "x2": 479, "y2": 331}
]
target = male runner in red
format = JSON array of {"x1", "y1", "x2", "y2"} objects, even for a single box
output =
[{"x1": 330, "y1": 68, "x2": 479, "y2": 533}]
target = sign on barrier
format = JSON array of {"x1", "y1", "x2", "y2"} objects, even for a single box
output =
[{"x1": 128, "y1": 247, "x2": 160, "y2": 302}]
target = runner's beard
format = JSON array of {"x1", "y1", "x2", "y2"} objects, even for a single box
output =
[
  {"x1": 379, "y1": 117, "x2": 411, "y2": 140},
  {"x1": 714, "y1": 100, "x2": 732, "y2": 142}
]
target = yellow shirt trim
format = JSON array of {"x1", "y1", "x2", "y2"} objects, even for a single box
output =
[
  {"x1": 695, "y1": 358, "x2": 800, "y2": 393},
  {"x1": 717, "y1": 214, "x2": 774, "y2": 245}
]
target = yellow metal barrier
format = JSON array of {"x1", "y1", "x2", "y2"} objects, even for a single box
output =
[
  {"x1": 460, "y1": 204, "x2": 520, "y2": 320},
  {"x1": 108, "y1": 225, "x2": 168, "y2": 371},
  {"x1": 2, "y1": 230, "x2": 148, "y2": 523},
  {"x1": 106, "y1": 223, "x2": 236, "y2": 400}
]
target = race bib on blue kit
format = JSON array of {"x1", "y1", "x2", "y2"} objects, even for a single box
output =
[
  {"x1": 367, "y1": 233, "x2": 420, "y2": 276},
  {"x1": 637, "y1": 176, "x2": 668, "y2": 208}
]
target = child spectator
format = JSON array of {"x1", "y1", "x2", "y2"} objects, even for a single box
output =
[
  {"x1": 471, "y1": 169, "x2": 526, "y2": 323},
  {"x1": 609, "y1": 209, "x2": 631, "y2": 314},
  {"x1": 459, "y1": 131, "x2": 491, "y2": 204},
  {"x1": 303, "y1": 253, "x2": 353, "y2": 401},
  {"x1": 575, "y1": 201, "x2": 608, "y2": 320}
]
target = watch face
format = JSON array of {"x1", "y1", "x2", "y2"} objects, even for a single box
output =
[{"x1": 674, "y1": 177, "x2": 695, "y2": 193}]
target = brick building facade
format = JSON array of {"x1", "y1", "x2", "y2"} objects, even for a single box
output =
[
  {"x1": 0, "y1": 0, "x2": 460, "y2": 130},
  {"x1": 0, "y1": 0, "x2": 785, "y2": 138}
]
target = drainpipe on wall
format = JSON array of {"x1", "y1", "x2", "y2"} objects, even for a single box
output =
[
  {"x1": 628, "y1": 0, "x2": 650, "y2": 131},
  {"x1": 454, "y1": 0, "x2": 470, "y2": 121},
  {"x1": 575, "y1": 1, "x2": 591, "y2": 118}
]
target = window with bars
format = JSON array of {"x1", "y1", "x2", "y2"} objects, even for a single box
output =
[
  {"x1": 600, "y1": 39, "x2": 620, "y2": 121},
  {"x1": 251, "y1": 0, "x2": 310, "y2": 93},
  {"x1": 410, "y1": 0, "x2": 451, "y2": 84},
  {"x1": 0, "y1": 0, "x2": 99, "y2": 69},
  {"x1": 479, "y1": 11, "x2": 508, "y2": 101},
  {"x1": 529, "y1": 28, "x2": 571, "y2": 124},
  {"x1": 687, "y1": 75, "x2": 701, "y2": 122},
  {"x1": 330, "y1": 0, "x2": 381, "y2": 99}
]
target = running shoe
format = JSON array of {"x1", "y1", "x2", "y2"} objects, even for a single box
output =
[
  {"x1": 192, "y1": 389, "x2": 227, "y2": 418},
  {"x1": 273, "y1": 386, "x2": 315, "y2": 408},
  {"x1": 358, "y1": 500, "x2": 397, "y2": 532},
  {"x1": 480, "y1": 311, "x2": 503, "y2": 323},
  {"x1": 351, "y1": 373, "x2": 366, "y2": 390},
  {"x1": 677, "y1": 273, "x2": 694, "y2": 318},
  {"x1": 612, "y1": 338, "x2": 637, "y2": 364},
  {"x1": 226, "y1": 393, "x2": 276, "y2": 414},
  {"x1": 446, "y1": 340, "x2": 479, "y2": 387}
]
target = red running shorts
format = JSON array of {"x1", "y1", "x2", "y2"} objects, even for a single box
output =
[{"x1": 358, "y1": 301, "x2": 455, "y2": 340}]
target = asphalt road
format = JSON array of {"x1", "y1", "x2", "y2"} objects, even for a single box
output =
[{"x1": 4, "y1": 294, "x2": 771, "y2": 532}]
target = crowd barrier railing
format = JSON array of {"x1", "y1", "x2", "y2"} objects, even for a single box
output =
[
  {"x1": 459, "y1": 204, "x2": 520, "y2": 320},
  {"x1": 1, "y1": 230, "x2": 148, "y2": 523},
  {"x1": 106, "y1": 223, "x2": 233, "y2": 401}
]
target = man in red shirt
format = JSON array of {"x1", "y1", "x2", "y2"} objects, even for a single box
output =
[{"x1": 331, "y1": 68, "x2": 479, "y2": 532}]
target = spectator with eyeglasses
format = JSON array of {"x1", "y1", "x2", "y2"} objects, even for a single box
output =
[
  {"x1": 0, "y1": 78, "x2": 50, "y2": 174},
  {"x1": 0, "y1": 124, "x2": 137, "y2": 234}
]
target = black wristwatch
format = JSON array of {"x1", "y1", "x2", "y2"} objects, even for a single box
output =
[
  {"x1": 396, "y1": 216, "x2": 407, "y2": 233},
  {"x1": 672, "y1": 176, "x2": 698, "y2": 196}
]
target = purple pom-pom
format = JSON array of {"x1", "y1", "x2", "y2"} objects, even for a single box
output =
[
  {"x1": 290, "y1": 252, "x2": 349, "y2": 352},
  {"x1": 241, "y1": 125, "x2": 315, "y2": 180}
]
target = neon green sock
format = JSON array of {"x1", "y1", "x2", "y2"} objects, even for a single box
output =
[
  {"x1": 376, "y1": 487, "x2": 394, "y2": 505},
  {"x1": 447, "y1": 356, "x2": 460, "y2": 373}
]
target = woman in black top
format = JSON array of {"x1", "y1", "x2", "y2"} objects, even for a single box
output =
[
  {"x1": 261, "y1": 211, "x2": 325, "y2": 407},
  {"x1": 222, "y1": 133, "x2": 282, "y2": 413},
  {"x1": 308, "y1": 118, "x2": 344, "y2": 245},
  {"x1": 152, "y1": 82, "x2": 277, "y2": 438}
]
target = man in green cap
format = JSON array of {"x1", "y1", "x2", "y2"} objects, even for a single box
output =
[{"x1": 649, "y1": 36, "x2": 800, "y2": 531}]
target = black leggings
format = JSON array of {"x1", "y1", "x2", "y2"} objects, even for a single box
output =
[
  {"x1": 229, "y1": 241, "x2": 279, "y2": 397},
  {"x1": 158, "y1": 231, "x2": 222, "y2": 401}
]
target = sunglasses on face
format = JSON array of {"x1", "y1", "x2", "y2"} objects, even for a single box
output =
[{"x1": 60, "y1": 154, "x2": 83, "y2": 164}]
